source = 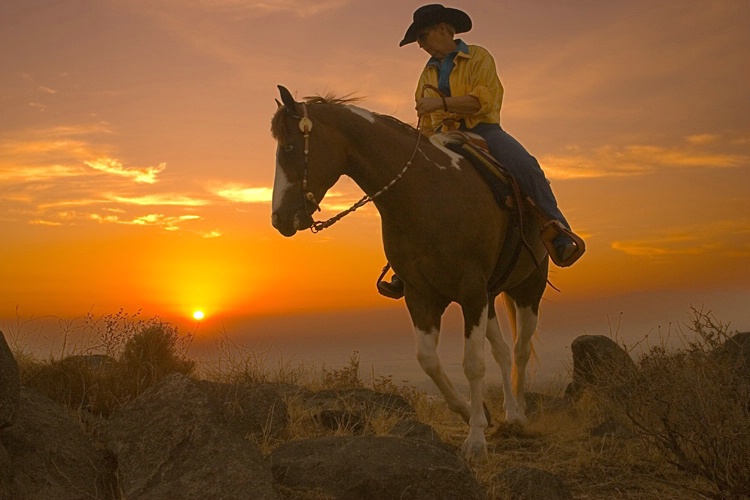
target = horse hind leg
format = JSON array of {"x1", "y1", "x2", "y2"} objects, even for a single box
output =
[
  {"x1": 486, "y1": 297, "x2": 523, "y2": 424},
  {"x1": 461, "y1": 302, "x2": 490, "y2": 460},
  {"x1": 503, "y1": 293, "x2": 539, "y2": 418}
]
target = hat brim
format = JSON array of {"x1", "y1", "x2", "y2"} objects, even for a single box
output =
[{"x1": 399, "y1": 7, "x2": 472, "y2": 47}]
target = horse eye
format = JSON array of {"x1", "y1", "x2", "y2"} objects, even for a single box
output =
[{"x1": 283, "y1": 144, "x2": 294, "y2": 153}]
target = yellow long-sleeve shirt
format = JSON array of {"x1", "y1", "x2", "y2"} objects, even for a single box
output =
[{"x1": 415, "y1": 43, "x2": 504, "y2": 132}]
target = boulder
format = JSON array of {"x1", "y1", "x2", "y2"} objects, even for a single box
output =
[
  {"x1": 194, "y1": 380, "x2": 289, "y2": 438},
  {"x1": 0, "y1": 440, "x2": 13, "y2": 500},
  {"x1": 0, "y1": 331, "x2": 20, "y2": 429},
  {"x1": 307, "y1": 388, "x2": 415, "y2": 418},
  {"x1": 0, "y1": 387, "x2": 117, "y2": 499},
  {"x1": 102, "y1": 373, "x2": 279, "y2": 500},
  {"x1": 389, "y1": 419, "x2": 441, "y2": 443},
  {"x1": 493, "y1": 466, "x2": 572, "y2": 500},
  {"x1": 267, "y1": 435, "x2": 486, "y2": 500},
  {"x1": 566, "y1": 335, "x2": 636, "y2": 399}
]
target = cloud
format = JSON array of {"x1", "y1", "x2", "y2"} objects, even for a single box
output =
[
  {"x1": 85, "y1": 158, "x2": 166, "y2": 184},
  {"x1": 91, "y1": 213, "x2": 201, "y2": 230},
  {"x1": 541, "y1": 135, "x2": 749, "y2": 180},
  {"x1": 0, "y1": 164, "x2": 83, "y2": 182},
  {"x1": 106, "y1": 194, "x2": 209, "y2": 206},
  {"x1": 21, "y1": 73, "x2": 57, "y2": 95},
  {"x1": 611, "y1": 237, "x2": 717, "y2": 257},
  {"x1": 611, "y1": 220, "x2": 750, "y2": 257},
  {"x1": 29, "y1": 220, "x2": 63, "y2": 226},
  {"x1": 156, "y1": 0, "x2": 349, "y2": 17},
  {"x1": 213, "y1": 185, "x2": 273, "y2": 203}
]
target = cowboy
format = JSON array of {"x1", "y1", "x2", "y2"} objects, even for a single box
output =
[{"x1": 378, "y1": 4, "x2": 584, "y2": 299}]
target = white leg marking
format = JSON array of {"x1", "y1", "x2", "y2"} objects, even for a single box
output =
[
  {"x1": 512, "y1": 305, "x2": 538, "y2": 419},
  {"x1": 415, "y1": 327, "x2": 470, "y2": 422},
  {"x1": 462, "y1": 305, "x2": 489, "y2": 460},
  {"x1": 272, "y1": 144, "x2": 294, "y2": 213},
  {"x1": 486, "y1": 313, "x2": 521, "y2": 423}
]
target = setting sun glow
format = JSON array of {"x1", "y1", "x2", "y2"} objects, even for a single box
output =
[{"x1": 193, "y1": 310, "x2": 205, "y2": 321}]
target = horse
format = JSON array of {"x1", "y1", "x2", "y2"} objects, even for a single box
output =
[{"x1": 270, "y1": 85, "x2": 548, "y2": 458}]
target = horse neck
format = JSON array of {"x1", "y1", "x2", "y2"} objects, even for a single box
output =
[{"x1": 325, "y1": 106, "x2": 421, "y2": 197}]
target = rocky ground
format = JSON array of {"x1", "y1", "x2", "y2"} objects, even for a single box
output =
[{"x1": 1, "y1": 328, "x2": 747, "y2": 499}]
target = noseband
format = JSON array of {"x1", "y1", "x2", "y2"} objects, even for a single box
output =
[{"x1": 292, "y1": 103, "x2": 424, "y2": 233}]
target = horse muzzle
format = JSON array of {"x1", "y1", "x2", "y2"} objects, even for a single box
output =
[{"x1": 271, "y1": 209, "x2": 314, "y2": 237}]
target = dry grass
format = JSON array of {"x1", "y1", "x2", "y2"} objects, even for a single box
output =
[
  {"x1": 12, "y1": 311, "x2": 194, "y2": 416},
  {"x1": 6, "y1": 308, "x2": 746, "y2": 499}
]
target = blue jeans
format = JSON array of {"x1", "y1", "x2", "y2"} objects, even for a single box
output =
[{"x1": 464, "y1": 122, "x2": 570, "y2": 230}]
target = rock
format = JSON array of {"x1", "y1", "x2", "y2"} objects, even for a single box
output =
[
  {"x1": 493, "y1": 466, "x2": 572, "y2": 500},
  {"x1": 566, "y1": 335, "x2": 636, "y2": 399},
  {"x1": 102, "y1": 373, "x2": 278, "y2": 500},
  {"x1": 267, "y1": 435, "x2": 486, "y2": 500},
  {"x1": 194, "y1": 380, "x2": 289, "y2": 438},
  {"x1": 307, "y1": 388, "x2": 415, "y2": 418},
  {"x1": 0, "y1": 440, "x2": 13, "y2": 500},
  {"x1": 389, "y1": 419, "x2": 441, "y2": 442},
  {"x1": 0, "y1": 387, "x2": 117, "y2": 499},
  {"x1": 0, "y1": 331, "x2": 20, "y2": 429}
]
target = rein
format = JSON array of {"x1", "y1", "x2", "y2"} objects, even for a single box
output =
[{"x1": 297, "y1": 102, "x2": 425, "y2": 233}]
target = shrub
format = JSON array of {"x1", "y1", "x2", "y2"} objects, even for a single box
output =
[
  {"x1": 321, "y1": 351, "x2": 362, "y2": 389},
  {"x1": 593, "y1": 308, "x2": 750, "y2": 499},
  {"x1": 19, "y1": 316, "x2": 194, "y2": 416},
  {"x1": 117, "y1": 322, "x2": 194, "y2": 397}
]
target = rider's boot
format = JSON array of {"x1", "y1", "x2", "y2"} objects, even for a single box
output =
[
  {"x1": 377, "y1": 274, "x2": 405, "y2": 299},
  {"x1": 540, "y1": 220, "x2": 586, "y2": 267}
]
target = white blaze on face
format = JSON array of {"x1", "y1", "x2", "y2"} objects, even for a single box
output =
[
  {"x1": 272, "y1": 143, "x2": 294, "y2": 213},
  {"x1": 346, "y1": 105, "x2": 376, "y2": 123}
]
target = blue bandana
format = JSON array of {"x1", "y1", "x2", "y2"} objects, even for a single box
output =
[{"x1": 427, "y1": 39, "x2": 469, "y2": 97}]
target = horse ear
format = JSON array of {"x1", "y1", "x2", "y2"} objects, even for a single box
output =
[
  {"x1": 275, "y1": 99, "x2": 282, "y2": 109},
  {"x1": 277, "y1": 85, "x2": 300, "y2": 115}
]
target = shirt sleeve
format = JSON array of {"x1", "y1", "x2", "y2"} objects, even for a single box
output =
[{"x1": 463, "y1": 46, "x2": 503, "y2": 116}]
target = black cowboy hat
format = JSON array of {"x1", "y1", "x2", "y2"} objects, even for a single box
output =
[{"x1": 399, "y1": 4, "x2": 472, "y2": 47}]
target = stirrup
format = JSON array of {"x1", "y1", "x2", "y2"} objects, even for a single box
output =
[
  {"x1": 376, "y1": 264, "x2": 404, "y2": 299},
  {"x1": 540, "y1": 220, "x2": 586, "y2": 267}
]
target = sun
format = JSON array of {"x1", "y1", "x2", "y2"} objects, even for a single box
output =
[{"x1": 192, "y1": 310, "x2": 205, "y2": 321}]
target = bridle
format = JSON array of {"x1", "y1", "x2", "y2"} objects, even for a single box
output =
[{"x1": 294, "y1": 102, "x2": 425, "y2": 233}]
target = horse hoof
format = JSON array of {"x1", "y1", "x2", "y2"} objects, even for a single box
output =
[
  {"x1": 504, "y1": 409, "x2": 527, "y2": 426},
  {"x1": 461, "y1": 439, "x2": 488, "y2": 461}
]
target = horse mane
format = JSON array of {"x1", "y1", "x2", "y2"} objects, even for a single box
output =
[{"x1": 271, "y1": 91, "x2": 417, "y2": 141}]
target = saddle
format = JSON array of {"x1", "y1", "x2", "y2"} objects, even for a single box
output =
[{"x1": 434, "y1": 131, "x2": 585, "y2": 272}]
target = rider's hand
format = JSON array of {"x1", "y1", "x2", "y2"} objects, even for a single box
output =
[{"x1": 415, "y1": 97, "x2": 445, "y2": 116}]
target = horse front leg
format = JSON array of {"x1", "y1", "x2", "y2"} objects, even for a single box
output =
[
  {"x1": 406, "y1": 296, "x2": 471, "y2": 423},
  {"x1": 461, "y1": 302, "x2": 489, "y2": 460}
]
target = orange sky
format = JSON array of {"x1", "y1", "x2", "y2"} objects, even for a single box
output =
[{"x1": 1, "y1": 0, "x2": 748, "y2": 341}]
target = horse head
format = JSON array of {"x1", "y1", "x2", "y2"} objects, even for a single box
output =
[{"x1": 270, "y1": 85, "x2": 348, "y2": 237}]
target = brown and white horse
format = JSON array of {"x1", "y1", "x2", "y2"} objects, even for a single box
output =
[{"x1": 270, "y1": 86, "x2": 548, "y2": 458}]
